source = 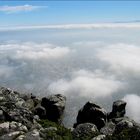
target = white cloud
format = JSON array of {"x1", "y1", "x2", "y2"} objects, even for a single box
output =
[
  {"x1": 0, "y1": 40, "x2": 140, "y2": 126},
  {"x1": 0, "y1": 5, "x2": 45, "y2": 14},
  {"x1": 97, "y1": 43, "x2": 140, "y2": 76},
  {"x1": 1, "y1": 23, "x2": 140, "y2": 31},
  {"x1": 123, "y1": 94, "x2": 140, "y2": 122},
  {"x1": 0, "y1": 42, "x2": 72, "y2": 60},
  {"x1": 15, "y1": 47, "x2": 71, "y2": 60},
  {"x1": 48, "y1": 69, "x2": 123, "y2": 98}
]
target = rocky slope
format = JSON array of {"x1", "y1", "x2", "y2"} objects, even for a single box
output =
[{"x1": 0, "y1": 86, "x2": 140, "y2": 140}]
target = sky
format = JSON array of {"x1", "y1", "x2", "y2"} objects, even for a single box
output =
[
  {"x1": 1, "y1": 1, "x2": 140, "y2": 127},
  {"x1": 0, "y1": 1, "x2": 140, "y2": 26}
]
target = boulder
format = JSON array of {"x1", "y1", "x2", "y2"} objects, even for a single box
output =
[
  {"x1": 72, "y1": 123, "x2": 98, "y2": 139},
  {"x1": 24, "y1": 129, "x2": 40, "y2": 140},
  {"x1": 108, "y1": 100, "x2": 126, "y2": 120},
  {"x1": 75, "y1": 101, "x2": 107, "y2": 129},
  {"x1": 24, "y1": 99, "x2": 35, "y2": 110},
  {"x1": 114, "y1": 119, "x2": 134, "y2": 134},
  {"x1": 108, "y1": 119, "x2": 140, "y2": 139},
  {"x1": 34, "y1": 106, "x2": 46, "y2": 119},
  {"x1": 41, "y1": 94, "x2": 66, "y2": 123},
  {"x1": 9, "y1": 121, "x2": 28, "y2": 132},
  {"x1": 0, "y1": 109, "x2": 5, "y2": 121},
  {"x1": 100, "y1": 121, "x2": 116, "y2": 136},
  {"x1": 15, "y1": 135, "x2": 26, "y2": 140},
  {"x1": 0, "y1": 122, "x2": 10, "y2": 135},
  {"x1": 2, "y1": 107, "x2": 34, "y2": 129},
  {"x1": 0, "y1": 87, "x2": 34, "y2": 129},
  {"x1": 0, "y1": 131, "x2": 24, "y2": 140},
  {"x1": 111, "y1": 116, "x2": 133, "y2": 124},
  {"x1": 92, "y1": 134, "x2": 106, "y2": 140}
]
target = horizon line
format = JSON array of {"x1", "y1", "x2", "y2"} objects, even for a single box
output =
[{"x1": 1, "y1": 22, "x2": 140, "y2": 31}]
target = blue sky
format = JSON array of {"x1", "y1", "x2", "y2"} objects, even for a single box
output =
[{"x1": 0, "y1": 1, "x2": 140, "y2": 26}]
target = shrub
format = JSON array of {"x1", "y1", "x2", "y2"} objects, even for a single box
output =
[
  {"x1": 105, "y1": 127, "x2": 140, "y2": 140},
  {"x1": 39, "y1": 119, "x2": 73, "y2": 140}
]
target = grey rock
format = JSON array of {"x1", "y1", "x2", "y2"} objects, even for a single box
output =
[
  {"x1": 75, "y1": 101, "x2": 107, "y2": 130},
  {"x1": 24, "y1": 129, "x2": 41, "y2": 140},
  {"x1": 41, "y1": 94, "x2": 66, "y2": 123},
  {"x1": 0, "y1": 122, "x2": 10, "y2": 135},
  {"x1": 19, "y1": 94, "x2": 31, "y2": 101},
  {"x1": 15, "y1": 99, "x2": 25, "y2": 108},
  {"x1": 15, "y1": 134, "x2": 26, "y2": 140},
  {"x1": 92, "y1": 134, "x2": 106, "y2": 140},
  {"x1": 100, "y1": 121, "x2": 116, "y2": 135},
  {"x1": 34, "y1": 105, "x2": 46, "y2": 119},
  {"x1": 9, "y1": 121, "x2": 28, "y2": 132},
  {"x1": 0, "y1": 109, "x2": 5, "y2": 120},
  {"x1": 72, "y1": 123, "x2": 98, "y2": 139},
  {"x1": 114, "y1": 119, "x2": 134, "y2": 134},
  {"x1": 108, "y1": 100, "x2": 126, "y2": 120},
  {"x1": 0, "y1": 131, "x2": 24, "y2": 140},
  {"x1": 24, "y1": 99, "x2": 35, "y2": 110}
]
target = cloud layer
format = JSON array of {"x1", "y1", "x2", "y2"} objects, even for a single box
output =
[
  {"x1": 1, "y1": 23, "x2": 140, "y2": 31},
  {"x1": 1, "y1": 28, "x2": 140, "y2": 126},
  {"x1": 48, "y1": 70, "x2": 122, "y2": 98},
  {"x1": 97, "y1": 43, "x2": 140, "y2": 76},
  {"x1": 123, "y1": 94, "x2": 140, "y2": 122},
  {"x1": 0, "y1": 42, "x2": 72, "y2": 60}
]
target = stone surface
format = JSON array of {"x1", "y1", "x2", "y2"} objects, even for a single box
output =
[
  {"x1": 0, "y1": 109, "x2": 5, "y2": 121},
  {"x1": 0, "y1": 131, "x2": 24, "y2": 140},
  {"x1": 9, "y1": 121, "x2": 28, "y2": 132},
  {"x1": 114, "y1": 119, "x2": 134, "y2": 134},
  {"x1": 1, "y1": 86, "x2": 140, "y2": 140},
  {"x1": 108, "y1": 100, "x2": 126, "y2": 120},
  {"x1": 0, "y1": 122, "x2": 10, "y2": 135},
  {"x1": 41, "y1": 94, "x2": 66, "y2": 123},
  {"x1": 100, "y1": 121, "x2": 116, "y2": 136},
  {"x1": 72, "y1": 123, "x2": 98, "y2": 139},
  {"x1": 15, "y1": 135, "x2": 26, "y2": 140},
  {"x1": 24, "y1": 129, "x2": 41, "y2": 140},
  {"x1": 92, "y1": 134, "x2": 106, "y2": 140},
  {"x1": 34, "y1": 105, "x2": 46, "y2": 119},
  {"x1": 75, "y1": 101, "x2": 107, "y2": 129}
]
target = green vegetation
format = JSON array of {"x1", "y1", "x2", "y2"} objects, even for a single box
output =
[
  {"x1": 105, "y1": 127, "x2": 140, "y2": 140},
  {"x1": 39, "y1": 119, "x2": 73, "y2": 140},
  {"x1": 38, "y1": 120, "x2": 98, "y2": 140},
  {"x1": 39, "y1": 120, "x2": 140, "y2": 140}
]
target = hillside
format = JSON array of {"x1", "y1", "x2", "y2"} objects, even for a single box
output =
[{"x1": 0, "y1": 86, "x2": 140, "y2": 140}]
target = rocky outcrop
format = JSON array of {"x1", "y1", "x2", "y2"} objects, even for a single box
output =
[
  {"x1": 100, "y1": 121, "x2": 116, "y2": 136},
  {"x1": 72, "y1": 123, "x2": 98, "y2": 139},
  {"x1": 34, "y1": 105, "x2": 46, "y2": 119},
  {"x1": 41, "y1": 94, "x2": 66, "y2": 123},
  {"x1": 0, "y1": 86, "x2": 140, "y2": 140},
  {"x1": 74, "y1": 101, "x2": 107, "y2": 130},
  {"x1": 91, "y1": 134, "x2": 106, "y2": 140},
  {"x1": 108, "y1": 100, "x2": 126, "y2": 120},
  {"x1": 0, "y1": 87, "x2": 67, "y2": 140}
]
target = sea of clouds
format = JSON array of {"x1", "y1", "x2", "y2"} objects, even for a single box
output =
[{"x1": 1, "y1": 25, "x2": 140, "y2": 126}]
